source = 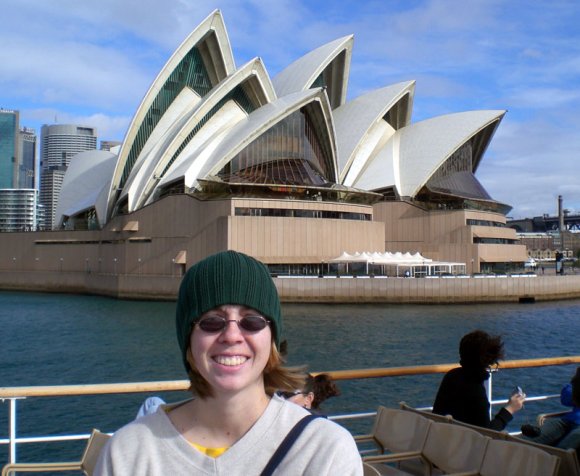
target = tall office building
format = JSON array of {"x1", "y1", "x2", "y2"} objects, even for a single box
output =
[
  {"x1": 0, "y1": 110, "x2": 40, "y2": 231},
  {"x1": 0, "y1": 109, "x2": 19, "y2": 189},
  {"x1": 0, "y1": 189, "x2": 39, "y2": 232},
  {"x1": 18, "y1": 127, "x2": 36, "y2": 189},
  {"x1": 40, "y1": 124, "x2": 97, "y2": 229}
]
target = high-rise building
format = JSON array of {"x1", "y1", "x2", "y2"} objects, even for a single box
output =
[
  {"x1": 0, "y1": 189, "x2": 39, "y2": 232},
  {"x1": 18, "y1": 127, "x2": 36, "y2": 189},
  {"x1": 100, "y1": 140, "x2": 121, "y2": 152},
  {"x1": 40, "y1": 124, "x2": 97, "y2": 229},
  {"x1": 39, "y1": 168, "x2": 66, "y2": 230},
  {"x1": 0, "y1": 109, "x2": 19, "y2": 189},
  {"x1": 0, "y1": 110, "x2": 39, "y2": 231}
]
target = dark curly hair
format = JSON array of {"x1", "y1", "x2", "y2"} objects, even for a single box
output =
[
  {"x1": 305, "y1": 373, "x2": 341, "y2": 410},
  {"x1": 459, "y1": 330, "x2": 505, "y2": 370}
]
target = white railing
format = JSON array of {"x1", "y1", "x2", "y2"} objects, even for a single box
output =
[{"x1": 2, "y1": 356, "x2": 580, "y2": 464}]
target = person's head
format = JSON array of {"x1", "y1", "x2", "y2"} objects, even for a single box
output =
[
  {"x1": 459, "y1": 330, "x2": 505, "y2": 370},
  {"x1": 284, "y1": 388, "x2": 314, "y2": 409},
  {"x1": 281, "y1": 373, "x2": 341, "y2": 410},
  {"x1": 175, "y1": 250, "x2": 303, "y2": 398}
]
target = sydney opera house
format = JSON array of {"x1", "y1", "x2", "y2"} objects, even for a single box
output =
[{"x1": 0, "y1": 10, "x2": 527, "y2": 298}]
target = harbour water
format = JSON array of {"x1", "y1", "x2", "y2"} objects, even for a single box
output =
[{"x1": 1, "y1": 290, "x2": 580, "y2": 465}]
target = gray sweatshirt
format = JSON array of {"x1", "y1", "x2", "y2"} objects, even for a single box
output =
[{"x1": 95, "y1": 395, "x2": 363, "y2": 475}]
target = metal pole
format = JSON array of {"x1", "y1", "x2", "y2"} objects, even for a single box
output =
[
  {"x1": 486, "y1": 370, "x2": 494, "y2": 420},
  {"x1": 9, "y1": 398, "x2": 18, "y2": 463}
]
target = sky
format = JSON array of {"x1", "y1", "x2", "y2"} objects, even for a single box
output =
[{"x1": 1, "y1": 0, "x2": 579, "y2": 219}]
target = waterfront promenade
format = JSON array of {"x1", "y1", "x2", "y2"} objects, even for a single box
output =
[{"x1": 0, "y1": 270, "x2": 579, "y2": 303}]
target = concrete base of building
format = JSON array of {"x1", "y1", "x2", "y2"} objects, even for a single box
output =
[
  {"x1": 0, "y1": 271, "x2": 579, "y2": 304},
  {"x1": 276, "y1": 275, "x2": 580, "y2": 303}
]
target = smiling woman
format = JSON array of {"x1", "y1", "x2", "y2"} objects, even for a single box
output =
[{"x1": 94, "y1": 250, "x2": 363, "y2": 475}]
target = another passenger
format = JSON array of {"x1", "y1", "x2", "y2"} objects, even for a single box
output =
[
  {"x1": 96, "y1": 250, "x2": 362, "y2": 475},
  {"x1": 521, "y1": 367, "x2": 580, "y2": 453},
  {"x1": 135, "y1": 396, "x2": 166, "y2": 419},
  {"x1": 279, "y1": 373, "x2": 341, "y2": 412},
  {"x1": 432, "y1": 330, "x2": 525, "y2": 430}
]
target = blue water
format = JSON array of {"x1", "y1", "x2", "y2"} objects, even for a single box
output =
[{"x1": 1, "y1": 291, "x2": 580, "y2": 466}]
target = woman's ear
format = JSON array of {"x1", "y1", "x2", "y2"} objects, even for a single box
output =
[{"x1": 304, "y1": 392, "x2": 315, "y2": 409}]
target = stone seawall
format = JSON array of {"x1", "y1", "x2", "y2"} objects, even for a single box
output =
[
  {"x1": 275, "y1": 275, "x2": 580, "y2": 303},
  {"x1": 0, "y1": 271, "x2": 180, "y2": 300},
  {"x1": 0, "y1": 271, "x2": 579, "y2": 303}
]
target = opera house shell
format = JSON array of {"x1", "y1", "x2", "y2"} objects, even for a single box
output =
[{"x1": 0, "y1": 10, "x2": 528, "y2": 299}]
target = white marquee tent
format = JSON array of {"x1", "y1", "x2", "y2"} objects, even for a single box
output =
[
  {"x1": 524, "y1": 257, "x2": 537, "y2": 268},
  {"x1": 329, "y1": 251, "x2": 465, "y2": 277}
]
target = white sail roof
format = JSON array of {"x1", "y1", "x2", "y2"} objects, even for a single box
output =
[
  {"x1": 354, "y1": 110, "x2": 505, "y2": 197},
  {"x1": 55, "y1": 150, "x2": 117, "y2": 228},
  {"x1": 333, "y1": 81, "x2": 415, "y2": 184},
  {"x1": 55, "y1": 10, "x2": 510, "y2": 229},
  {"x1": 272, "y1": 36, "x2": 353, "y2": 109},
  {"x1": 123, "y1": 57, "x2": 276, "y2": 211},
  {"x1": 106, "y1": 9, "x2": 235, "y2": 219},
  {"x1": 160, "y1": 88, "x2": 338, "y2": 188}
]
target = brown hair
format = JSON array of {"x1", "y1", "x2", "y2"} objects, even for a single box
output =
[
  {"x1": 186, "y1": 341, "x2": 305, "y2": 399},
  {"x1": 304, "y1": 373, "x2": 341, "y2": 410}
]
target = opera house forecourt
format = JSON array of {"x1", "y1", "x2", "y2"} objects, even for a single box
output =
[{"x1": 2, "y1": 10, "x2": 578, "y2": 302}]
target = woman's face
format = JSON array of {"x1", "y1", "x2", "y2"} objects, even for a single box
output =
[{"x1": 189, "y1": 304, "x2": 272, "y2": 397}]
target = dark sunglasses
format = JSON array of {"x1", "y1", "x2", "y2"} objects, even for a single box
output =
[
  {"x1": 277, "y1": 390, "x2": 305, "y2": 399},
  {"x1": 196, "y1": 315, "x2": 270, "y2": 333}
]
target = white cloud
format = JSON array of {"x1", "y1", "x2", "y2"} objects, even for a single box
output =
[
  {"x1": 508, "y1": 88, "x2": 580, "y2": 109},
  {"x1": 479, "y1": 114, "x2": 580, "y2": 217}
]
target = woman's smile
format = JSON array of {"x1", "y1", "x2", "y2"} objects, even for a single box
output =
[{"x1": 213, "y1": 354, "x2": 249, "y2": 367}]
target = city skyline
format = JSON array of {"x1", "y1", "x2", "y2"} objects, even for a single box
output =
[{"x1": 1, "y1": 0, "x2": 579, "y2": 219}]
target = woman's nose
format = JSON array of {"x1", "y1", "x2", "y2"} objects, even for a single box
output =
[{"x1": 219, "y1": 312, "x2": 244, "y2": 341}]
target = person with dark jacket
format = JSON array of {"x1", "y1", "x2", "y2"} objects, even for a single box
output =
[{"x1": 432, "y1": 330, "x2": 525, "y2": 430}]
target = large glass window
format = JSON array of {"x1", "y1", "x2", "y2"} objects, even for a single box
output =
[
  {"x1": 219, "y1": 109, "x2": 333, "y2": 186},
  {"x1": 431, "y1": 142, "x2": 473, "y2": 182},
  {"x1": 473, "y1": 237, "x2": 518, "y2": 244},
  {"x1": 234, "y1": 207, "x2": 370, "y2": 221},
  {"x1": 467, "y1": 219, "x2": 505, "y2": 227}
]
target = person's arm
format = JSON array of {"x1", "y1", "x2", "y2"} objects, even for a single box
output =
[
  {"x1": 489, "y1": 407, "x2": 514, "y2": 431},
  {"x1": 489, "y1": 392, "x2": 525, "y2": 431}
]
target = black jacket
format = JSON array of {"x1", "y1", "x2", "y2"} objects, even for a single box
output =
[{"x1": 432, "y1": 366, "x2": 512, "y2": 430}]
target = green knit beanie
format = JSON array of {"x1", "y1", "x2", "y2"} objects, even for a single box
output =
[{"x1": 176, "y1": 250, "x2": 282, "y2": 372}]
